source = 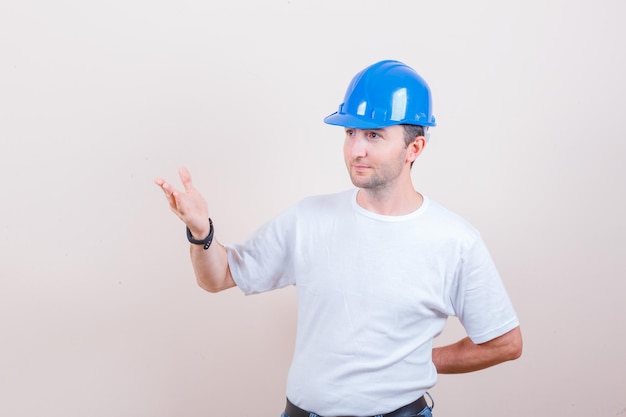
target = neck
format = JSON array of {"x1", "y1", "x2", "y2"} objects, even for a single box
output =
[{"x1": 356, "y1": 182, "x2": 424, "y2": 216}]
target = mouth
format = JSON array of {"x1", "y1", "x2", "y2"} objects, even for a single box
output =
[{"x1": 352, "y1": 164, "x2": 370, "y2": 173}]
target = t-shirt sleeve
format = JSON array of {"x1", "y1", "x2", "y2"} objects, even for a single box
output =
[
  {"x1": 452, "y1": 237, "x2": 519, "y2": 344},
  {"x1": 226, "y1": 206, "x2": 297, "y2": 295}
]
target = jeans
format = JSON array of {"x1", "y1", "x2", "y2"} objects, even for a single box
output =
[
  {"x1": 280, "y1": 394, "x2": 434, "y2": 417},
  {"x1": 281, "y1": 407, "x2": 432, "y2": 417}
]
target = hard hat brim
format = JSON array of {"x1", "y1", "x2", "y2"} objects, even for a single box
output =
[
  {"x1": 324, "y1": 112, "x2": 435, "y2": 129},
  {"x1": 323, "y1": 112, "x2": 401, "y2": 129}
]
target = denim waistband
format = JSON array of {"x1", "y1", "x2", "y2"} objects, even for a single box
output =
[{"x1": 283, "y1": 394, "x2": 432, "y2": 417}]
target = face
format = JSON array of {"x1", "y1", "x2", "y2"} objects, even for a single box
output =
[{"x1": 343, "y1": 125, "x2": 413, "y2": 191}]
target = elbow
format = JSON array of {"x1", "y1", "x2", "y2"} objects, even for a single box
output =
[
  {"x1": 505, "y1": 327, "x2": 523, "y2": 361},
  {"x1": 507, "y1": 341, "x2": 523, "y2": 361},
  {"x1": 199, "y1": 284, "x2": 221, "y2": 293},
  {"x1": 197, "y1": 278, "x2": 226, "y2": 293},
  {"x1": 195, "y1": 270, "x2": 236, "y2": 293}
]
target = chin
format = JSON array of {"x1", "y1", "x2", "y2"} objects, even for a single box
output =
[{"x1": 351, "y1": 179, "x2": 376, "y2": 189}]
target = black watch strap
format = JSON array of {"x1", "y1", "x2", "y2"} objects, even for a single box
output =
[{"x1": 186, "y1": 218, "x2": 214, "y2": 250}]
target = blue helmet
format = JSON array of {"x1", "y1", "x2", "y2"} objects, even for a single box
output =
[{"x1": 324, "y1": 60, "x2": 436, "y2": 129}]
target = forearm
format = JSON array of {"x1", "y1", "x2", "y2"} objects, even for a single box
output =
[
  {"x1": 189, "y1": 239, "x2": 236, "y2": 293},
  {"x1": 432, "y1": 326, "x2": 522, "y2": 374},
  {"x1": 155, "y1": 169, "x2": 237, "y2": 292}
]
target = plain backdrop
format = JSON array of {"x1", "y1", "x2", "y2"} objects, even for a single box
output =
[{"x1": 1, "y1": 1, "x2": 625, "y2": 416}]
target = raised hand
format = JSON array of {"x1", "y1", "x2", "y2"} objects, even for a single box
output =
[{"x1": 154, "y1": 167, "x2": 211, "y2": 239}]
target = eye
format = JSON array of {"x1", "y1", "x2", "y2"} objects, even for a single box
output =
[
  {"x1": 345, "y1": 129, "x2": 355, "y2": 137},
  {"x1": 367, "y1": 131, "x2": 381, "y2": 139}
]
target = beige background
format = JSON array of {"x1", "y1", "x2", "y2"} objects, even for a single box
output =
[{"x1": 1, "y1": 1, "x2": 625, "y2": 416}]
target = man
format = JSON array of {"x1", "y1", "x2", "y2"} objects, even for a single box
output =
[{"x1": 155, "y1": 60, "x2": 522, "y2": 417}]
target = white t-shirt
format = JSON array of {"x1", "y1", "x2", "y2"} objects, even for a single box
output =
[{"x1": 227, "y1": 189, "x2": 519, "y2": 416}]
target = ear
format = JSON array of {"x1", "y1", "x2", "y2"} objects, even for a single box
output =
[{"x1": 406, "y1": 136, "x2": 427, "y2": 164}]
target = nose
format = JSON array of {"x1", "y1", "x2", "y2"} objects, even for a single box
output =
[{"x1": 347, "y1": 130, "x2": 367, "y2": 159}]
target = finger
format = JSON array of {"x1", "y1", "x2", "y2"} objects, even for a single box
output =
[
  {"x1": 154, "y1": 179, "x2": 178, "y2": 207},
  {"x1": 155, "y1": 179, "x2": 171, "y2": 195},
  {"x1": 154, "y1": 178, "x2": 172, "y2": 196},
  {"x1": 179, "y1": 167, "x2": 194, "y2": 192}
]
